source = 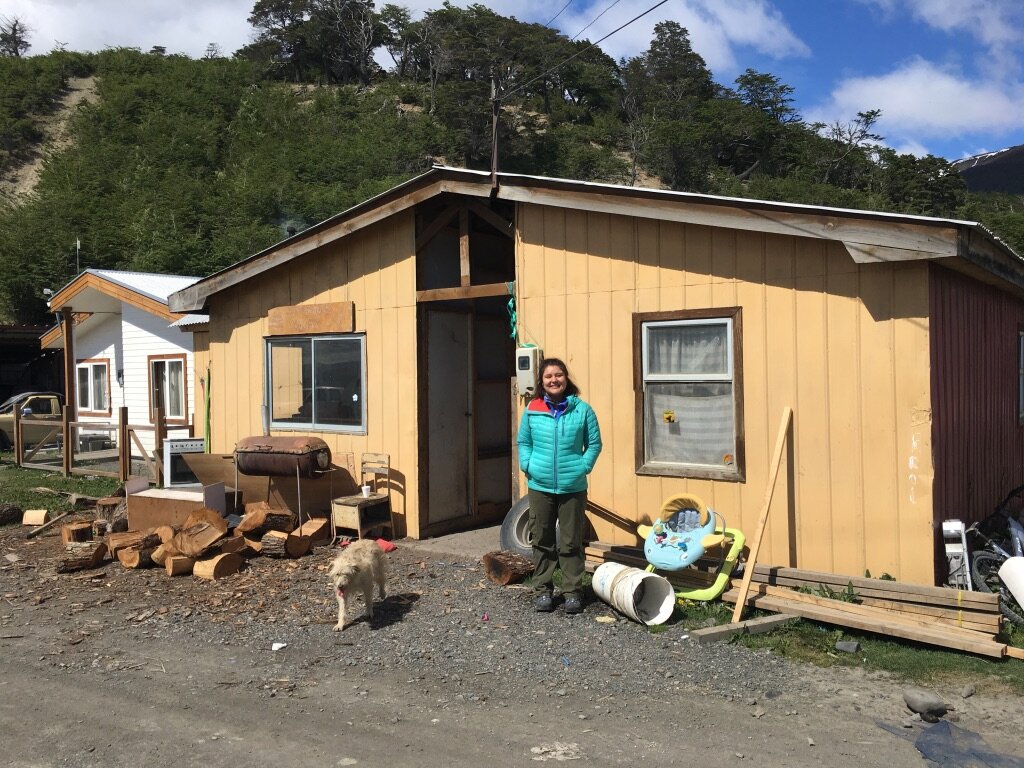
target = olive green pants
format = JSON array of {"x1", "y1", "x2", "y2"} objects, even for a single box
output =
[{"x1": 528, "y1": 489, "x2": 587, "y2": 596}]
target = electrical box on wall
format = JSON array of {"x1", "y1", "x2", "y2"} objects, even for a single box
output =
[{"x1": 516, "y1": 346, "x2": 543, "y2": 397}]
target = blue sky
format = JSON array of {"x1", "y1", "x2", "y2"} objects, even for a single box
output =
[{"x1": 8, "y1": 0, "x2": 1024, "y2": 160}]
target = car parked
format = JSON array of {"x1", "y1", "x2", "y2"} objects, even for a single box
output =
[{"x1": 0, "y1": 392, "x2": 64, "y2": 450}]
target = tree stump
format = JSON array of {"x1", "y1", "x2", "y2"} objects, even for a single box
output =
[
  {"x1": 260, "y1": 530, "x2": 289, "y2": 558},
  {"x1": 57, "y1": 542, "x2": 108, "y2": 573},
  {"x1": 165, "y1": 556, "x2": 195, "y2": 576},
  {"x1": 117, "y1": 546, "x2": 157, "y2": 569},
  {"x1": 481, "y1": 550, "x2": 534, "y2": 585},
  {"x1": 193, "y1": 552, "x2": 243, "y2": 580},
  {"x1": 61, "y1": 521, "x2": 94, "y2": 545},
  {"x1": 96, "y1": 496, "x2": 127, "y2": 530}
]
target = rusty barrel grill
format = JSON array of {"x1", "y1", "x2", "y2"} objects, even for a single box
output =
[{"x1": 233, "y1": 436, "x2": 333, "y2": 522}]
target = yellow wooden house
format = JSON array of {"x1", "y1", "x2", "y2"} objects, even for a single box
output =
[{"x1": 170, "y1": 167, "x2": 1024, "y2": 586}]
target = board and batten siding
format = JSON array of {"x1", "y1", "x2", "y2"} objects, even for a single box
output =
[
  {"x1": 121, "y1": 304, "x2": 196, "y2": 453},
  {"x1": 930, "y1": 263, "x2": 1024, "y2": 555},
  {"x1": 203, "y1": 212, "x2": 420, "y2": 535},
  {"x1": 515, "y1": 203, "x2": 936, "y2": 584}
]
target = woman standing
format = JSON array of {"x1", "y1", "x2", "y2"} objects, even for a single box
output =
[{"x1": 517, "y1": 358, "x2": 602, "y2": 614}]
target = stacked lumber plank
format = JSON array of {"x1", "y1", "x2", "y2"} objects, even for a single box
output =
[{"x1": 584, "y1": 542, "x2": 1020, "y2": 659}]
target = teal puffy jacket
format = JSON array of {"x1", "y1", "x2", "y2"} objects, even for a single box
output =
[{"x1": 517, "y1": 395, "x2": 602, "y2": 494}]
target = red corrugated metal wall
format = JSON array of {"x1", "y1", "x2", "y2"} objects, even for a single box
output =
[{"x1": 930, "y1": 263, "x2": 1024, "y2": 538}]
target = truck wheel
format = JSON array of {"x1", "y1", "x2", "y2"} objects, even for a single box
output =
[
  {"x1": 499, "y1": 497, "x2": 559, "y2": 559},
  {"x1": 0, "y1": 430, "x2": 11, "y2": 451}
]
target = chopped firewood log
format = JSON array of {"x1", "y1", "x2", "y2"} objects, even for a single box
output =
[
  {"x1": 298, "y1": 517, "x2": 329, "y2": 543},
  {"x1": 482, "y1": 551, "x2": 534, "y2": 585},
  {"x1": 61, "y1": 521, "x2": 94, "y2": 545},
  {"x1": 241, "y1": 536, "x2": 263, "y2": 556},
  {"x1": 236, "y1": 502, "x2": 296, "y2": 535},
  {"x1": 218, "y1": 535, "x2": 247, "y2": 555},
  {"x1": 57, "y1": 541, "x2": 108, "y2": 573},
  {"x1": 182, "y1": 507, "x2": 228, "y2": 534},
  {"x1": 153, "y1": 525, "x2": 177, "y2": 544},
  {"x1": 193, "y1": 552, "x2": 243, "y2": 580},
  {"x1": 286, "y1": 533, "x2": 312, "y2": 558},
  {"x1": 165, "y1": 556, "x2": 195, "y2": 576},
  {"x1": 106, "y1": 530, "x2": 160, "y2": 558},
  {"x1": 171, "y1": 522, "x2": 225, "y2": 558},
  {"x1": 22, "y1": 509, "x2": 49, "y2": 526},
  {"x1": 117, "y1": 546, "x2": 157, "y2": 569},
  {"x1": 0, "y1": 503, "x2": 22, "y2": 526},
  {"x1": 151, "y1": 544, "x2": 171, "y2": 567},
  {"x1": 260, "y1": 530, "x2": 289, "y2": 558}
]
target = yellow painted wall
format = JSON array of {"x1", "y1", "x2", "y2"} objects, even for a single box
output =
[
  {"x1": 202, "y1": 211, "x2": 421, "y2": 536},
  {"x1": 515, "y1": 204, "x2": 935, "y2": 584},
  {"x1": 191, "y1": 329, "x2": 210, "y2": 437}
]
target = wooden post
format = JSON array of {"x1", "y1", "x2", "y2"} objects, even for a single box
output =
[
  {"x1": 118, "y1": 407, "x2": 129, "y2": 482},
  {"x1": 154, "y1": 405, "x2": 166, "y2": 487},
  {"x1": 731, "y1": 406, "x2": 793, "y2": 623},
  {"x1": 61, "y1": 307, "x2": 76, "y2": 422},
  {"x1": 13, "y1": 397, "x2": 22, "y2": 465},
  {"x1": 61, "y1": 404, "x2": 72, "y2": 477}
]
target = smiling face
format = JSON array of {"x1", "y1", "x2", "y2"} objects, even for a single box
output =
[{"x1": 541, "y1": 363, "x2": 568, "y2": 401}]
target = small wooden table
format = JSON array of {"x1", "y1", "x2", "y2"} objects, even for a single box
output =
[{"x1": 331, "y1": 493, "x2": 392, "y2": 540}]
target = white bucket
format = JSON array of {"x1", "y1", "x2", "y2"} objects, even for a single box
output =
[
  {"x1": 999, "y1": 556, "x2": 1024, "y2": 607},
  {"x1": 592, "y1": 562, "x2": 675, "y2": 626}
]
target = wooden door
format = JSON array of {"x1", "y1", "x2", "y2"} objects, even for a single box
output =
[{"x1": 424, "y1": 308, "x2": 474, "y2": 526}]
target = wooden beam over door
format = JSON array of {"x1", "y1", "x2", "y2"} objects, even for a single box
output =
[{"x1": 416, "y1": 283, "x2": 510, "y2": 302}]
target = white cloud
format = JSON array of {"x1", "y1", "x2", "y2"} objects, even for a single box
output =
[
  {"x1": 807, "y1": 57, "x2": 1024, "y2": 154},
  {"x1": 6, "y1": 0, "x2": 256, "y2": 57}
]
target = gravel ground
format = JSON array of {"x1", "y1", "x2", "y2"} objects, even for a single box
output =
[{"x1": 3, "y1": 517, "x2": 1024, "y2": 767}]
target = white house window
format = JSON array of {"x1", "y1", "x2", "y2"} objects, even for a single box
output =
[
  {"x1": 267, "y1": 335, "x2": 366, "y2": 432},
  {"x1": 150, "y1": 355, "x2": 186, "y2": 422},
  {"x1": 634, "y1": 309, "x2": 744, "y2": 481},
  {"x1": 76, "y1": 359, "x2": 109, "y2": 414}
]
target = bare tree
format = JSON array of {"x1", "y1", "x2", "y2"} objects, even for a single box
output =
[
  {"x1": 204, "y1": 42, "x2": 223, "y2": 59},
  {"x1": 0, "y1": 15, "x2": 31, "y2": 57}
]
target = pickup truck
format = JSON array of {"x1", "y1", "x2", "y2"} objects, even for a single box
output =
[{"x1": 0, "y1": 392, "x2": 63, "y2": 450}]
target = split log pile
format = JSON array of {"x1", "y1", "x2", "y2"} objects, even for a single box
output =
[
  {"x1": 585, "y1": 542, "x2": 1021, "y2": 660},
  {"x1": 51, "y1": 500, "x2": 326, "y2": 581}
]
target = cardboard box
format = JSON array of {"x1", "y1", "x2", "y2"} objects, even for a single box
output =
[{"x1": 127, "y1": 482, "x2": 226, "y2": 531}]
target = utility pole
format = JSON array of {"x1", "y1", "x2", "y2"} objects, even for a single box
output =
[{"x1": 490, "y1": 77, "x2": 499, "y2": 195}]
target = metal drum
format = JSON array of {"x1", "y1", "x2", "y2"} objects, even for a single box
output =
[{"x1": 234, "y1": 436, "x2": 331, "y2": 478}]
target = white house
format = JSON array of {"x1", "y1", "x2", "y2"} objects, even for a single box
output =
[{"x1": 41, "y1": 269, "x2": 204, "y2": 454}]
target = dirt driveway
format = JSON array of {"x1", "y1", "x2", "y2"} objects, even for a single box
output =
[{"x1": 2, "y1": 522, "x2": 1022, "y2": 768}]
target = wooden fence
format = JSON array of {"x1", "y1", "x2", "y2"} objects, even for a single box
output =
[{"x1": 14, "y1": 405, "x2": 192, "y2": 484}]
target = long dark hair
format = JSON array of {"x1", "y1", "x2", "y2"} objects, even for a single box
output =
[{"x1": 533, "y1": 357, "x2": 580, "y2": 400}]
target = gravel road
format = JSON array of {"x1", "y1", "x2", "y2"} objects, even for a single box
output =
[{"x1": 2, "y1": 521, "x2": 1023, "y2": 767}]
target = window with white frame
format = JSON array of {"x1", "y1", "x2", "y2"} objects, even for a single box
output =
[
  {"x1": 634, "y1": 308, "x2": 744, "y2": 480},
  {"x1": 76, "y1": 359, "x2": 109, "y2": 414},
  {"x1": 267, "y1": 334, "x2": 366, "y2": 432},
  {"x1": 150, "y1": 355, "x2": 186, "y2": 422}
]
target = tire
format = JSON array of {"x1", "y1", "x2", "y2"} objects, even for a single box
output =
[
  {"x1": 972, "y1": 550, "x2": 1024, "y2": 626},
  {"x1": 499, "y1": 497, "x2": 559, "y2": 559},
  {"x1": 0, "y1": 430, "x2": 11, "y2": 451}
]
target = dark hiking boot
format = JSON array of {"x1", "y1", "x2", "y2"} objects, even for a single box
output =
[
  {"x1": 534, "y1": 593, "x2": 555, "y2": 612},
  {"x1": 563, "y1": 594, "x2": 583, "y2": 615}
]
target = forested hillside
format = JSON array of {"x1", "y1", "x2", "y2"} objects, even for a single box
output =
[{"x1": 1, "y1": 2, "x2": 1022, "y2": 324}]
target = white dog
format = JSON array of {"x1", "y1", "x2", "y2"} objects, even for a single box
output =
[{"x1": 328, "y1": 539, "x2": 388, "y2": 631}]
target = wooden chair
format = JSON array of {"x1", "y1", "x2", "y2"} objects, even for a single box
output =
[{"x1": 330, "y1": 452, "x2": 394, "y2": 540}]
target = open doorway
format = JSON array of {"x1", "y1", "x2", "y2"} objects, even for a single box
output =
[{"x1": 415, "y1": 194, "x2": 516, "y2": 536}]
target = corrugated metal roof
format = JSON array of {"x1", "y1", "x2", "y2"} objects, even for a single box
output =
[
  {"x1": 169, "y1": 313, "x2": 209, "y2": 328},
  {"x1": 87, "y1": 269, "x2": 198, "y2": 304}
]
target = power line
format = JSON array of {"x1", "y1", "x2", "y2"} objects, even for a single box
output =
[
  {"x1": 570, "y1": 0, "x2": 624, "y2": 41},
  {"x1": 499, "y1": 0, "x2": 670, "y2": 102},
  {"x1": 543, "y1": 0, "x2": 574, "y2": 28}
]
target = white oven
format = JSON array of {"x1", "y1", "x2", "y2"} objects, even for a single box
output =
[{"x1": 163, "y1": 438, "x2": 205, "y2": 488}]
